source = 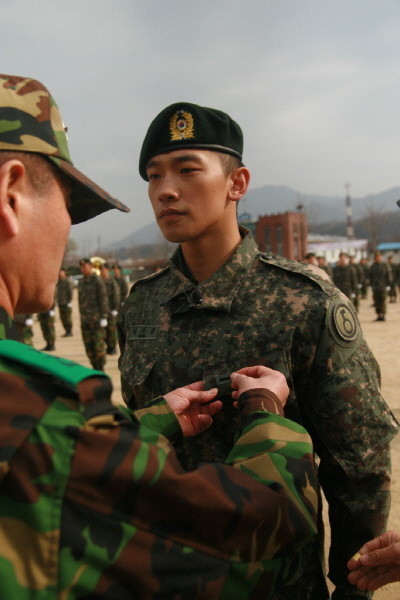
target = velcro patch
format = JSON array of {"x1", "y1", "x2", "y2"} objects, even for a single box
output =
[{"x1": 128, "y1": 325, "x2": 159, "y2": 340}]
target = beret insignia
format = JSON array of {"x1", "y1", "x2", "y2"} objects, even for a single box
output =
[{"x1": 169, "y1": 110, "x2": 195, "y2": 141}]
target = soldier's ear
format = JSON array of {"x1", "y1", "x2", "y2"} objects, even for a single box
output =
[
  {"x1": 0, "y1": 160, "x2": 27, "y2": 237},
  {"x1": 227, "y1": 166, "x2": 250, "y2": 203}
]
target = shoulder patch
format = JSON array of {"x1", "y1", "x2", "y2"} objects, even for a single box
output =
[{"x1": 328, "y1": 300, "x2": 359, "y2": 344}]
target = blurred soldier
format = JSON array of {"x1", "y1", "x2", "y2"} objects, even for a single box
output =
[
  {"x1": 317, "y1": 255, "x2": 333, "y2": 278},
  {"x1": 303, "y1": 252, "x2": 318, "y2": 266},
  {"x1": 360, "y1": 257, "x2": 370, "y2": 299},
  {"x1": 78, "y1": 258, "x2": 109, "y2": 370},
  {"x1": 349, "y1": 255, "x2": 363, "y2": 312},
  {"x1": 100, "y1": 262, "x2": 120, "y2": 355},
  {"x1": 38, "y1": 305, "x2": 56, "y2": 351},
  {"x1": 118, "y1": 101, "x2": 398, "y2": 600},
  {"x1": 387, "y1": 255, "x2": 398, "y2": 303},
  {"x1": 114, "y1": 263, "x2": 129, "y2": 307},
  {"x1": 369, "y1": 251, "x2": 392, "y2": 321},
  {"x1": 0, "y1": 74, "x2": 318, "y2": 600},
  {"x1": 56, "y1": 267, "x2": 73, "y2": 336},
  {"x1": 333, "y1": 252, "x2": 357, "y2": 305},
  {"x1": 13, "y1": 313, "x2": 34, "y2": 345}
]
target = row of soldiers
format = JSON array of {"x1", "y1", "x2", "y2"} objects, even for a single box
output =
[
  {"x1": 13, "y1": 263, "x2": 129, "y2": 369},
  {"x1": 305, "y1": 251, "x2": 399, "y2": 321}
]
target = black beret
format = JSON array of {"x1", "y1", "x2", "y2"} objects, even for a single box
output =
[
  {"x1": 139, "y1": 102, "x2": 243, "y2": 180},
  {"x1": 79, "y1": 258, "x2": 91, "y2": 266}
]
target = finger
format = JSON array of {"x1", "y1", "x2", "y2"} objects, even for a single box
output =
[
  {"x1": 233, "y1": 365, "x2": 270, "y2": 377},
  {"x1": 185, "y1": 380, "x2": 205, "y2": 391},
  {"x1": 201, "y1": 400, "x2": 222, "y2": 416},
  {"x1": 360, "y1": 546, "x2": 400, "y2": 567},
  {"x1": 195, "y1": 414, "x2": 213, "y2": 433}
]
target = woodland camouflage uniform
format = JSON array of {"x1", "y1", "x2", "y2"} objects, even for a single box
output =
[
  {"x1": 119, "y1": 229, "x2": 399, "y2": 600},
  {"x1": 0, "y1": 306, "x2": 318, "y2": 599}
]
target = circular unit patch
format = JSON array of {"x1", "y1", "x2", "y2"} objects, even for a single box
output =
[{"x1": 331, "y1": 302, "x2": 358, "y2": 343}]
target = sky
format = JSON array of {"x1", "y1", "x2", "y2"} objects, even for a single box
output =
[{"x1": 3, "y1": 0, "x2": 400, "y2": 252}]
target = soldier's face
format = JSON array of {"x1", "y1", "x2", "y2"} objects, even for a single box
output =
[{"x1": 146, "y1": 150, "x2": 234, "y2": 244}]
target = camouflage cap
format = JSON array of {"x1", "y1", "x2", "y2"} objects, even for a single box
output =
[
  {"x1": 0, "y1": 74, "x2": 130, "y2": 224},
  {"x1": 139, "y1": 102, "x2": 243, "y2": 180}
]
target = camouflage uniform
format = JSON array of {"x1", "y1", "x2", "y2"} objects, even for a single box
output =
[
  {"x1": 12, "y1": 313, "x2": 34, "y2": 345},
  {"x1": 103, "y1": 275, "x2": 120, "y2": 354},
  {"x1": 38, "y1": 307, "x2": 56, "y2": 351},
  {"x1": 369, "y1": 261, "x2": 392, "y2": 321},
  {"x1": 118, "y1": 229, "x2": 398, "y2": 600},
  {"x1": 78, "y1": 273, "x2": 109, "y2": 370},
  {"x1": 56, "y1": 275, "x2": 74, "y2": 336},
  {"x1": 333, "y1": 264, "x2": 357, "y2": 305},
  {"x1": 0, "y1": 306, "x2": 318, "y2": 599}
]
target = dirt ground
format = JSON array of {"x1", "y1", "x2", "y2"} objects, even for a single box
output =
[{"x1": 32, "y1": 291, "x2": 400, "y2": 599}]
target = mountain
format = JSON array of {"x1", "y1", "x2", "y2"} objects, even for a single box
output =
[{"x1": 105, "y1": 184, "x2": 400, "y2": 252}]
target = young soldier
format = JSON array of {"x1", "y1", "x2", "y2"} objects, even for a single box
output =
[
  {"x1": 118, "y1": 102, "x2": 398, "y2": 600},
  {"x1": 0, "y1": 75, "x2": 318, "y2": 599}
]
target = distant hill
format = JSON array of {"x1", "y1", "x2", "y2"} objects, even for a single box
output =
[{"x1": 105, "y1": 184, "x2": 400, "y2": 253}]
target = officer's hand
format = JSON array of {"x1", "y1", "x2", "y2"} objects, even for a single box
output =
[
  {"x1": 24, "y1": 318, "x2": 33, "y2": 327},
  {"x1": 49, "y1": 310, "x2": 55, "y2": 317},
  {"x1": 347, "y1": 531, "x2": 400, "y2": 591},
  {"x1": 230, "y1": 365, "x2": 289, "y2": 408},
  {"x1": 100, "y1": 318, "x2": 108, "y2": 327},
  {"x1": 164, "y1": 382, "x2": 222, "y2": 437}
]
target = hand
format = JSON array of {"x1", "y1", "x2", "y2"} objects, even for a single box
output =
[
  {"x1": 164, "y1": 382, "x2": 222, "y2": 437},
  {"x1": 100, "y1": 318, "x2": 108, "y2": 327},
  {"x1": 24, "y1": 318, "x2": 33, "y2": 327},
  {"x1": 49, "y1": 310, "x2": 55, "y2": 317},
  {"x1": 230, "y1": 365, "x2": 289, "y2": 407},
  {"x1": 67, "y1": 302, "x2": 72, "y2": 308},
  {"x1": 347, "y1": 531, "x2": 400, "y2": 591},
  {"x1": 111, "y1": 310, "x2": 118, "y2": 316}
]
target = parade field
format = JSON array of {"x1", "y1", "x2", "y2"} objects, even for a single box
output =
[{"x1": 32, "y1": 291, "x2": 400, "y2": 599}]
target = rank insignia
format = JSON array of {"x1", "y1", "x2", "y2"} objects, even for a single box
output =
[{"x1": 169, "y1": 110, "x2": 195, "y2": 141}]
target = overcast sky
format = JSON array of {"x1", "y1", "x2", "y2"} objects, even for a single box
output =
[{"x1": 4, "y1": 0, "x2": 400, "y2": 252}]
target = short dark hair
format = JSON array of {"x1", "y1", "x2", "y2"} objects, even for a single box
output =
[
  {"x1": 0, "y1": 151, "x2": 56, "y2": 196},
  {"x1": 216, "y1": 152, "x2": 243, "y2": 176}
]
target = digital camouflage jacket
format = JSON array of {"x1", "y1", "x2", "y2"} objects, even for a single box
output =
[
  {"x1": 118, "y1": 229, "x2": 399, "y2": 600},
  {"x1": 78, "y1": 273, "x2": 109, "y2": 322},
  {"x1": 0, "y1": 306, "x2": 317, "y2": 599}
]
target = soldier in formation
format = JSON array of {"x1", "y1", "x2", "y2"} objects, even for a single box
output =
[
  {"x1": 369, "y1": 251, "x2": 392, "y2": 321},
  {"x1": 78, "y1": 258, "x2": 109, "y2": 370},
  {"x1": 118, "y1": 101, "x2": 398, "y2": 600},
  {"x1": 100, "y1": 261, "x2": 120, "y2": 355},
  {"x1": 332, "y1": 252, "x2": 358, "y2": 306},
  {"x1": 56, "y1": 267, "x2": 74, "y2": 336}
]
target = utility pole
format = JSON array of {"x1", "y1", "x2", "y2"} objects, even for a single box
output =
[{"x1": 345, "y1": 183, "x2": 354, "y2": 240}]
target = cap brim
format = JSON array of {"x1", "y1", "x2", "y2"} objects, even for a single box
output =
[{"x1": 49, "y1": 157, "x2": 130, "y2": 224}]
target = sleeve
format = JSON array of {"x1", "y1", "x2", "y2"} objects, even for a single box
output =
[{"x1": 303, "y1": 294, "x2": 398, "y2": 596}]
